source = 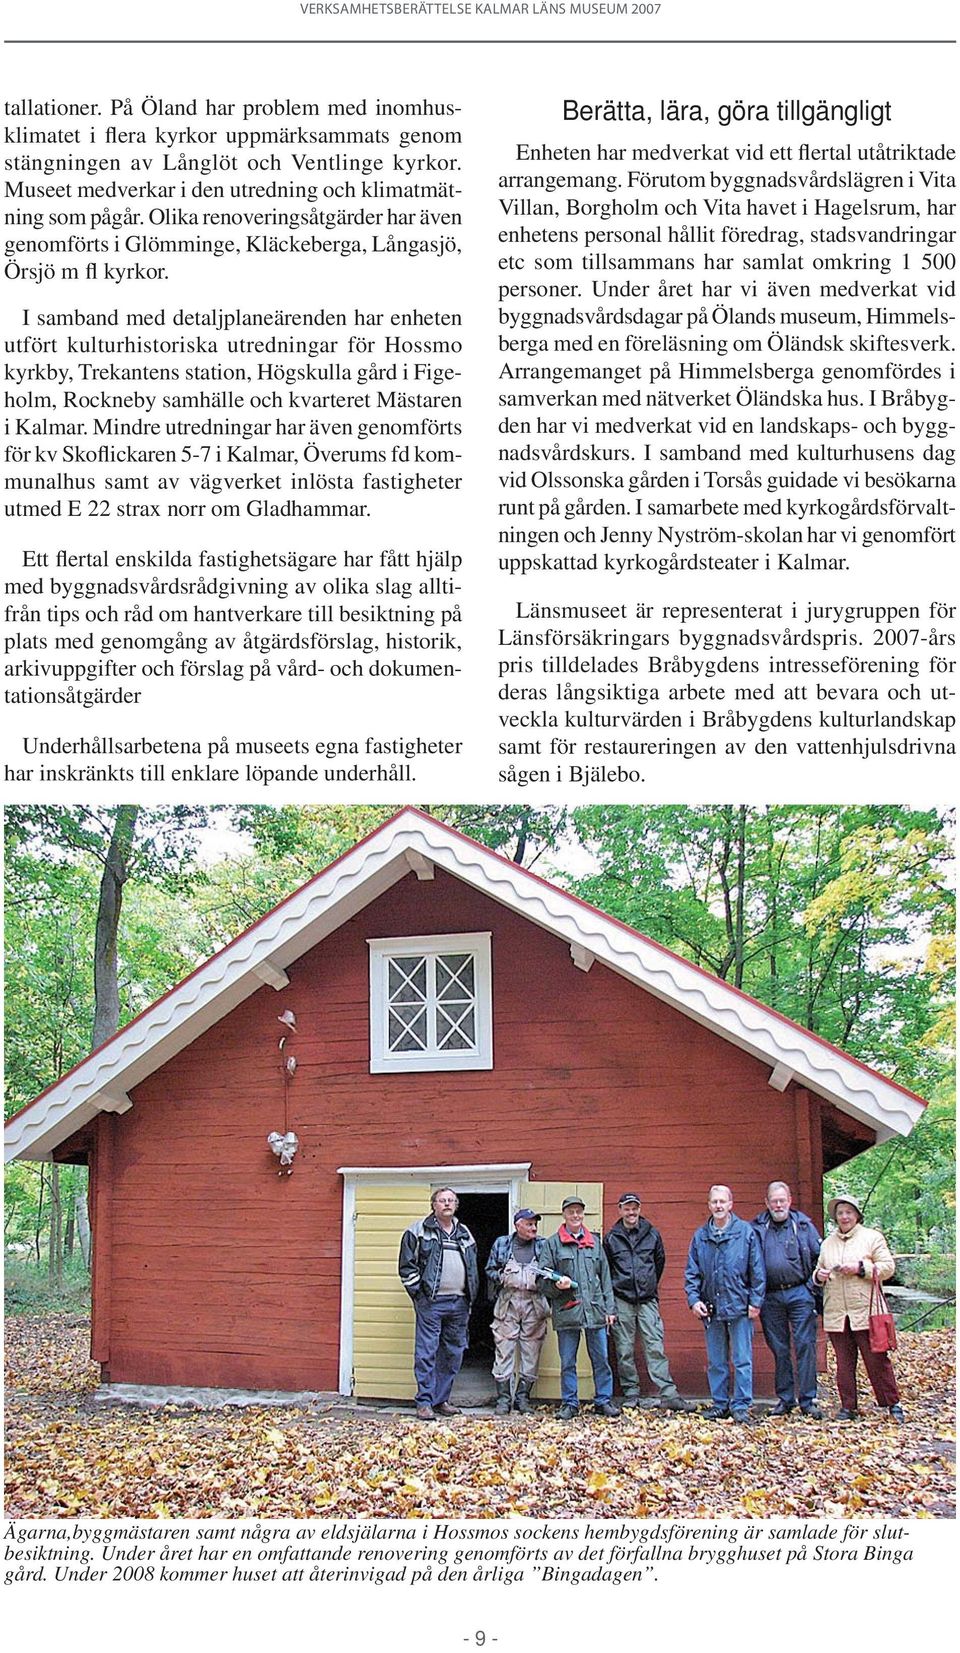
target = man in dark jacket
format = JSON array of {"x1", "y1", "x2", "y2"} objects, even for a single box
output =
[
  {"x1": 398, "y1": 1186, "x2": 479, "y2": 1421},
  {"x1": 604, "y1": 1192, "x2": 691, "y2": 1411},
  {"x1": 753, "y1": 1181, "x2": 823, "y2": 1418},
  {"x1": 539, "y1": 1196, "x2": 620, "y2": 1420},
  {"x1": 685, "y1": 1185, "x2": 766, "y2": 1423}
]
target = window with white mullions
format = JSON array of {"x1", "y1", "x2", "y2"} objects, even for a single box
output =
[
  {"x1": 435, "y1": 953, "x2": 476, "y2": 1052},
  {"x1": 387, "y1": 956, "x2": 429, "y2": 1052},
  {"x1": 370, "y1": 933, "x2": 492, "y2": 1072}
]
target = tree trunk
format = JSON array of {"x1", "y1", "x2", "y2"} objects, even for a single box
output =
[
  {"x1": 34, "y1": 1164, "x2": 45, "y2": 1266},
  {"x1": 715, "y1": 808, "x2": 736, "y2": 980},
  {"x1": 512, "y1": 809, "x2": 530, "y2": 866},
  {"x1": 733, "y1": 805, "x2": 747, "y2": 989},
  {"x1": 76, "y1": 1182, "x2": 91, "y2": 1269},
  {"x1": 92, "y1": 805, "x2": 140, "y2": 1050},
  {"x1": 48, "y1": 1163, "x2": 63, "y2": 1288},
  {"x1": 715, "y1": 805, "x2": 748, "y2": 985}
]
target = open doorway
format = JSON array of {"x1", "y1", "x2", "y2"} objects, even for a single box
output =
[{"x1": 452, "y1": 1190, "x2": 509, "y2": 1400}]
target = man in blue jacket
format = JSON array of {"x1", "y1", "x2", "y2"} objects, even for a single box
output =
[
  {"x1": 753, "y1": 1181, "x2": 823, "y2": 1418},
  {"x1": 685, "y1": 1185, "x2": 766, "y2": 1423}
]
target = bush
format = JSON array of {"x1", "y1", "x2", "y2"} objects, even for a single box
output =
[
  {"x1": 894, "y1": 1253, "x2": 956, "y2": 1296},
  {"x1": 4, "y1": 1255, "x2": 91, "y2": 1316}
]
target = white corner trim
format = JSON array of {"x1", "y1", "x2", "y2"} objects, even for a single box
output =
[
  {"x1": 570, "y1": 942, "x2": 594, "y2": 973},
  {"x1": 338, "y1": 1177, "x2": 357, "y2": 1396},
  {"x1": 404, "y1": 849, "x2": 435, "y2": 880},
  {"x1": 253, "y1": 960, "x2": 290, "y2": 990},
  {"x1": 768, "y1": 1063, "x2": 796, "y2": 1092}
]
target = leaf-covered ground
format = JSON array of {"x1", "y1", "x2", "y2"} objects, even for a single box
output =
[{"x1": 4, "y1": 1316, "x2": 954, "y2": 1520}]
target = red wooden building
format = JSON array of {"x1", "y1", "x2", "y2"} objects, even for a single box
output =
[{"x1": 5, "y1": 809, "x2": 925, "y2": 1400}]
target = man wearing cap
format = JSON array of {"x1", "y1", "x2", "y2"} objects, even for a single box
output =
[
  {"x1": 685, "y1": 1185, "x2": 766, "y2": 1423},
  {"x1": 398, "y1": 1186, "x2": 479, "y2": 1421},
  {"x1": 485, "y1": 1208, "x2": 550, "y2": 1414},
  {"x1": 752, "y1": 1181, "x2": 823, "y2": 1418},
  {"x1": 604, "y1": 1192, "x2": 691, "y2": 1412},
  {"x1": 539, "y1": 1196, "x2": 620, "y2": 1420}
]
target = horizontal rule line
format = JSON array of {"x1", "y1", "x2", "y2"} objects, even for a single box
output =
[{"x1": 3, "y1": 38, "x2": 957, "y2": 46}]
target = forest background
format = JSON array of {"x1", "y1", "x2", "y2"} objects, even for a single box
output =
[{"x1": 3, "y1": 803, "x2": 956, "y2": 1315}]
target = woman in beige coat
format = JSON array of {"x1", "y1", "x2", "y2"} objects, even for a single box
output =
[{"x1": 814, "y1": 1193, "x2": 903, "y2": 1423}]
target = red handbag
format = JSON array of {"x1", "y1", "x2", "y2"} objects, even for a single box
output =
[{"x1": 868, "y1": 1267, "x2": 897, "y2": 1353}]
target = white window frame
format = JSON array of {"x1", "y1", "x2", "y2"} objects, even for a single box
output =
[{"x1": 368, "y1": 931, "x2": 493, "y2": 1073}]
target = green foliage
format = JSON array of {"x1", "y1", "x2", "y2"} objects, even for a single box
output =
[
  {"x1": 824, "y1": 1091, "x2": 956, "y2": 1255},
  {"x1": 4, "y1": 853, "x2": 98, "y2": 1106},
  {"x1": 4, "y1": 805, "x2": 212, "y2": 892},
  {"x1": 432, "y1": 805, "x2": 569, "y2": 867},
  {"x1": 194, "y1": 806, "x2": 570, "y2": 953},
  {"x1": 182, "y1": 806, "x2": 403, "y2": 950},
  {"x1": 894, "y1": 1252, "x2": 956, "y2": 1297},
  {"x1": 4, "y1": 808, "x2": 212, "y2": 1284},
  {"x1": 569, "y1": 805, "x2": 955, "y2": 1257},
  {"x1": 231, "y1": 804, "x2": 396, "y2": 871},
  {"x1": 4, "y1": 1255, "x2": 91, "y2": 1316},
  {"x1": 4, "y1": 1162, "x2": 45, "y2": 1245},
  {"x1": 569, "y1": 804, "x2": 954, "y2": 1099},
  {"x1": 4, "y1": 832, "x2": 204, "y2": 1116}
]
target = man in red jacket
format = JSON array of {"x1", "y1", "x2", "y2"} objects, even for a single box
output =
[{"x1": 539, "y1": 1196, "x2": 620, "y2": 1421}]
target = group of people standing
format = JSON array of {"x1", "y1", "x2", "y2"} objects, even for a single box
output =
[{"x1": 397, "y1": 1182, "x2": 903, "y2": 1425}]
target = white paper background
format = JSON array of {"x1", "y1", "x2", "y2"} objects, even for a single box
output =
[{"x1": 2, "y1": 0, "x2": 956, "y2": 1638}]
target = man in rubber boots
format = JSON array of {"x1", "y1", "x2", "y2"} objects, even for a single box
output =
[{"x1": 486, "y1": 1207, "x2": 550, "y2": 1414}]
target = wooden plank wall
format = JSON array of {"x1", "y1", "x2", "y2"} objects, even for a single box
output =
[
  {"x1": 353, "y1": 1182, "x2": 430, "y2": 1399},
  {"x1": 108, "y1": 869, "x2": 813, "y2": 1394}
]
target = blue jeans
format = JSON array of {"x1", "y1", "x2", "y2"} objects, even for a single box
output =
[
  {"x1": 760, "y1": 1285, "x2": 818, "y2": 1410},
  {"x1": 557, "y1": 1326, "x2": 614, "y2": 1406},
  {"x1": 704, "y1": 1315, "x2": 754, "y2": 1414},
  {"x1": 413, "y1": 1295, "x2": 470, "y2": 1407}
]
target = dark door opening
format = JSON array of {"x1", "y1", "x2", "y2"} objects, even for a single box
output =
[{"x1": 455, "y1": 1190, "x2": 510, "y2": 1371}]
